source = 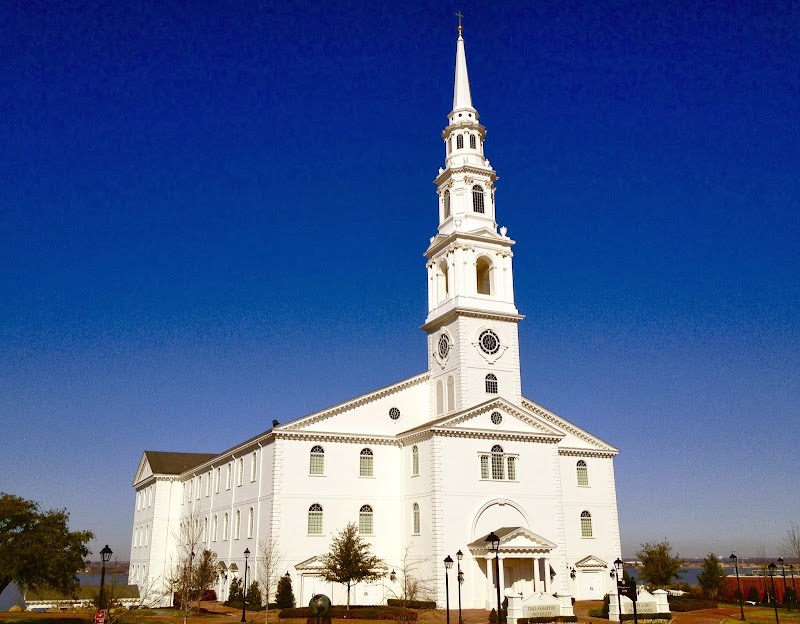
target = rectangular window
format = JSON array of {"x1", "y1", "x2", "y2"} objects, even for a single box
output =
[
  {"x1": 360, "y1": 455, "x2": 374, "y2": 477},
  {"x1": 308, "y1": 511, "x2": 323, "y2": 535},
  {"x1": 581, "y1": 515, "x2": 593, "y2": 538},
  {"x1": 359, "y1": 511, "x2": 373, "y2": 535},
  {"x1": 309, "y1": 453, "x2": 324, "y2": 475},
  {"x1": 480, "y1": 455, "x2": 490, "y2": 479},
  {"x1": 507, "y1": 457, "x2": 516, "y2": 481}
]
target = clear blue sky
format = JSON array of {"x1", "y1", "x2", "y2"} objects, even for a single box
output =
[{"x1": 1, "y1": 0, "x2": 797, "y2": 562}]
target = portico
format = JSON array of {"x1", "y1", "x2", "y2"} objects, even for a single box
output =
[{"x1": 469, "y1": 527, "x2": 558, "y2": 608}]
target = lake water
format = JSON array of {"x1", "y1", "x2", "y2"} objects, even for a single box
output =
[{"x1": 0, "y1": 573, "x2": 129, "y2": 611}]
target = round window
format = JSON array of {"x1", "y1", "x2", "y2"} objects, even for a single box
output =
[
  {"x1": 479, "y1": 329, "x2": 500, "y2": 355},
  {"x1": 389, "y1": 407, "x2": 401, "y2": 420},
  {"x1": 438, "y1": 334, "x2": 451, "y2": 359},
  {"x1": 490, "y1": 411, "x2": 503, "y2": 425}
]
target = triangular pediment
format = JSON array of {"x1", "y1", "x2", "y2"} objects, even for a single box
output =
[
  {"x1": 133, "y1": 453, "x2": 153, "y2": 487},
  {"x1": 295, "y1": 555, "x2": 324, "y2": 571},
  {"x1": 467, "y1": 526, "x2": 557, "y2": 553},
  {"x1": 521, "y1": 397, "x2": 618, "y2": 456},
  {"x1": 575, "y1": 555, "x2": 609, "y2": 569},
  {"x1": 424, "y1": 398, "x2": 565, "y2": 440}
]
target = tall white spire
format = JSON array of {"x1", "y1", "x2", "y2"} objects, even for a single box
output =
[{"x1": 452, "y1": 26, "x2": 474, "y2": 113}]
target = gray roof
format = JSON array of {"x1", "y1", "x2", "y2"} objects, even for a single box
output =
[{"x1": 144, "y1": 451, "x2": 218, "y2": 475}]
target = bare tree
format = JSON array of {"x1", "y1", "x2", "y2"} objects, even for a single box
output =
[
  {"x1": 385, "y1": 545, "x2": 437, "y2": 622},
  {"x1": 257, "y1": 537, "x2": 284, "y2": 624},
  {"x1": 784, "y1": 522, "x2": 800, "y2": 562},
  {"x1": 165, "y1": 510, "x2": 205, "y2": 624}
]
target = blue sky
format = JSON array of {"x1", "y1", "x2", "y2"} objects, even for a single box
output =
[{"x1": 1, "y1": 0, "x2": 797, "y2": 562}]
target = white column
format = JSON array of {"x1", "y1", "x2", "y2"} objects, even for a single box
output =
[
  {"x1": 544, "y1": 557, "x2": 550, "y2": 593},
  {"x1": 533, "y1": 557, "x2": 540, "y2": 593},
  {"x1": 498, "y1": 555, "x2": 506, "y2": 598},
  {"x1": 486, "y1": 555, "x2": 494, "y2": 609}
]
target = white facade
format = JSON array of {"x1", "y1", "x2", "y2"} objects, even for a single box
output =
[{"x1": 130, "y1": 27, "x2": 622, "y2": 610}]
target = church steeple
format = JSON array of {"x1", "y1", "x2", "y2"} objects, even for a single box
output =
[{"x1": 423, "y1": 25, "x2": 523, "y2": 414}]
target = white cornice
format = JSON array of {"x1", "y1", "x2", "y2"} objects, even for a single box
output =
[
  {"x1": 283, "y1": 372, "x2": 429, "y2": 431},
  {"x1": 521, "y1": 397, "x2": 619, "y2": 455},
  {"x1": 432, "y1": 428, "x2": 562, "y2": 444},
  {"x1": 558, "y1": 447, "x2": 617, "y2": 459},
  {"x1": 421, "y1": 308, "x2": 524, "y2": 333},
  {"x1": 274, "y1": 431, "x2": 401, "y2": 446}
]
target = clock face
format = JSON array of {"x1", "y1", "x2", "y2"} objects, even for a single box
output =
[
  {"x1": 438, "y1": 333, "x2": 451, "y2": 359},
  {"x1": 479, "y1": 329, "x2": 500, "y2": 355}
]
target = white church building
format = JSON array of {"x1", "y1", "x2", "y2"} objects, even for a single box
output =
[{"x1": 129, "y1": 26, "x2": 622, "y2": 612}]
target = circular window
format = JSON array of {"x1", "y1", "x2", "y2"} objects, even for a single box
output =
[
  {"x1": 491, "y1": 411, "x2": 503, "y2": 425},
  {"x1": 437, "y1": 334, "x2": 451, "y2": 359},
  {"x1": 389, "y1": 407, "x2": 401, "y2": 420},
  {"x1": 479, "y1": 329, "x2": 501, "y2": 355}
]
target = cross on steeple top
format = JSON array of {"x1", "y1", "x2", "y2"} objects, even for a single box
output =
[{"x1": 456, "y1": 11, "x2": 463, "y2": 34}]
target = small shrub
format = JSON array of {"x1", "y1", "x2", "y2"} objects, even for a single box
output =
[
  {"x1": 602, "y1": 593, "x2": 610, "y2": 618},
  {"x1": 668, "y1": 597, "x2": 717, "y2": 612},
  {"x1": 386, "y1": 599, "x2": 436, "y2": 609},
  {"x1": 278, "y1": 605, "x2": 417, "y2": 621},
  {"x1": 489, "y1": 608, "x2": 498, "y2": 623},
  {"x1": 747, "y1": 587, "x2": 760, "y2": 603},
  {"x1": 587, "y1": 608, "x2": 605, "y2": 618}
]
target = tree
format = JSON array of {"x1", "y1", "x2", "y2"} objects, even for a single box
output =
[
  {"x1": 634, "y1": 540, "x2": 683, "y2": 588},
  {"x1": 385, "y1": 545, "x2": 437, "y2": 622},
  {"x1": 194, "y1": 549, "x2": 218, "y2": 610},
  {"x1": 785, "y1": 522, "x2": 800, "y2": 562},
  {"x1": 257, "y1": 537, "x2": 284, "y2": 620},
  {"x1": 275, "y1": 573, "x2": 295, "y2": 608},
  {"x1": 319, "y1": 522, "x2": 384, "y2": 609},
  {"x1": 0, "y1": 493, "x2": 94, "y2": 596},
  {"x1": 247, "y1": 580, "x2": 263, "y2": 609},
  {"x1": 697, "y1": 553, "x2": 726, "y2": 598},
  {"x1": 229, "y1": 577, "x2": 244, "y2": 607},
  {"x1": 165, "y1": 512, "x2": 212, "y2": 624}
]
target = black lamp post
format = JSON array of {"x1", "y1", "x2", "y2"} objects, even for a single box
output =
[
  {"x1": 730, "y1": 554, "x2": 745, "y2": 621},
  {"x1": 241, "y1": 548, "x2": 250, "y2": 623},
  {"x1": 614, "y1": 558, "x2": 623, "y2": 623},
  {"x1": 778, "y1": 558, "x2": 788, "y2": 610},
  {"x1": 444, "y1": 555, "x2": 454, "y2": 624},
  {"x1": 486, "y1": 533, "x2": 501, "y2": 623},
  {"x1": 769, "y1": 562, "x2": 779, "y2": 624},
  {"x1": 99, "y1": 545, "x2": 113, "y2": 611},
  {"x1": 390, "y1": 570, "x2": 397, "y2": 583},
  {"x1": 457, "y1": 550, "x2": 464, "y2": 624}
]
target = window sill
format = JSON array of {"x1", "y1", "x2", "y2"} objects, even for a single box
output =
[
  {"x1": 479, "y1": 478, "x2": 519, "y2": 482},
  {"x1": 359, "y1": 475, "x2": 375, "y2": 479},
  {"x1": 309, "y1": 473, "x2": 326, "y2": 477}
]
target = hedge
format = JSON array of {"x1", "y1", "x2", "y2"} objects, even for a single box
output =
[
  {"x1": 386, "y1": 599, "x2": 436, "y2": 609},
  {"x1": 516, "y1": 616, "x2": 578, "y2": 623},
  {"x1": 618, "y1": 615, "x2": 671, "y2": 622},
  {"x1": 279, "y1": 605, "x2": 418, "y2": 620},
  {"x1": 668, "y1": 597, "x2": 718, "y2": 612}
]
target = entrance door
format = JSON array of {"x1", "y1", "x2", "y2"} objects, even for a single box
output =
[
  {"x1": 301, "y1": 574, "x2": 329, "y2": 605},
  {"x1": 580, "y1": 571, "x2": 602, "y2": 600}
]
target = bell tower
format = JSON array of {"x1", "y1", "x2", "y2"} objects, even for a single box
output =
[{"x1": 423, "y1": 24, "x2": 524, "y2": 416}]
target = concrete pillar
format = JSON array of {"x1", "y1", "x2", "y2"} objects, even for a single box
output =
[{"x1": 486, "y1": 556, "x2": 494, "y2": 609}]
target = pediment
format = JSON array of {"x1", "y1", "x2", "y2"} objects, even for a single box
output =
[
  {"x1": 431, "y1": 398, "x2": 565, "y2": 441},
  {"x1": 521, "y1": 397, "x2": 618, "y2": 456},
  {"x1": 467, "y1": 526, "x2": 557, "y2": 553},
  {"x1": 575, "y1": 555, "x2": 609, "y2": 569},
  {"x1": 133, "y1": 453, "x2": 153, "y2": 487},
  {"x1": 295, "y1": 555, "x2": 324, "y2": 571}
]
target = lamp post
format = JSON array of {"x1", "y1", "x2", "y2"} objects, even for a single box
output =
[
  {"x1": 390, "y1": 570, "x2": 397, "y2": 583},
  {"x1": 99, "y1": 545, "x2": 113, "y2": 611},
  {"x1": 486, "y1": 532, "x2": 501, "y2": 623},
  {"x1": 457, "y1": 550, "x2": 464, "y2": 624},
  {"x1": 730, "y1": 554, "x2": 745, "y2": 621},
  {"x1": 241, "y1": 548, "x2": 250, "y2": 623},
  {"x1": 768, "y1": 562, "x2": 779, "y2": 624},
  {"x1": 778, "y1": 558, "x2": 788, "y2": 610},
  {"x1": 790, "y1": 565, "x2": 797, "y2": 608},
  {"x1": 444, "y1": 555, "x2": 453, "y2": 624},
  {"x1": 614, "y1": 558, "x2": 623, "y2": 623}
]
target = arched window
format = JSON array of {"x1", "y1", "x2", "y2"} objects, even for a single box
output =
[
  {"x1": 212, "y1": 514, "x2": 218, "y2": 541},
  {"x1": 234, "y1": 510, "x2": 241, "y2": 539},
  {"x1": 580, "y1": 511, "x2": 593, "y2": 538},
  {"x1": 438, "y1": 259, "x2": 449, "y2": 301},
  {"x1": 469, "y1": 134, "x2": 476, "y2": 149},
  {"x1": 223, "y1": 513, "x2": 229, "y2": 541},
  {"x1": 248, "y1": 507, "x2": 254, "y2": 538},
  {"x1": 197, "y1": 475, "x2": 202, "y2": 499},
  {"x1": 206, "y1": 470, "x2": 211, "y2": 496},
  {"x1": 491, "y1": 445, "x2": 505, "y2": 480},
  {"x1": 447, "y1": 375, "x2": 455, "y2": 411},
  {"x1": 360, "y1": 448, "x2": 374, "y2": 477},
  {"x1": 215, "y1": 467, "x2": 221, "y2": 493},
  {"x1": 443, "y1": 189, "x2": 451, "y2": 219},
  {"x1": 310, "y1": 445, "x2": 325, "y2": 475},
  {"x1": 359, "y1": 504, "x2": 374, "y2": 534},
  {"x1": 476, "y1": 256, "x2": 491, "y2": 295},
  {"x1": 203, "y1": 516, "x2": 208, "y2": 542},
  {"x1": 577, "y1": 460, "x2": 589, "y2": 486},
  {"x1": 485, "y1": 373, "x2": 498, "y2": 394},
  {"x1": 308, "y1": 504, "x2": 323, "y2": 535},
  {"x1": 457, "y1": 134, "x2": 464, "y2": 149},
  {"x1": 472, "y1": 185, "x2": 485, "y2": 213},
  {"x1": 436, "y1": 380, "x2": 444, "y2": 415},
  {"x1": 412, "y1": 445, "x2": 419, "y2": 476},
  {"x1": 412, "y1": 503, "x2": 420, "y2": 535},
  {"x1": 226, "y1": 464, "x2": 232, "y2": 490},
  {"x1": 251, "y1": 452, "x2": 257, "y2": 482},
  {"x1": 238, "y1": 458, "x2": 244, "y2": 486},
  {"x1": 450, "y1": 136, "x2": 454, "y2": 153}
]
